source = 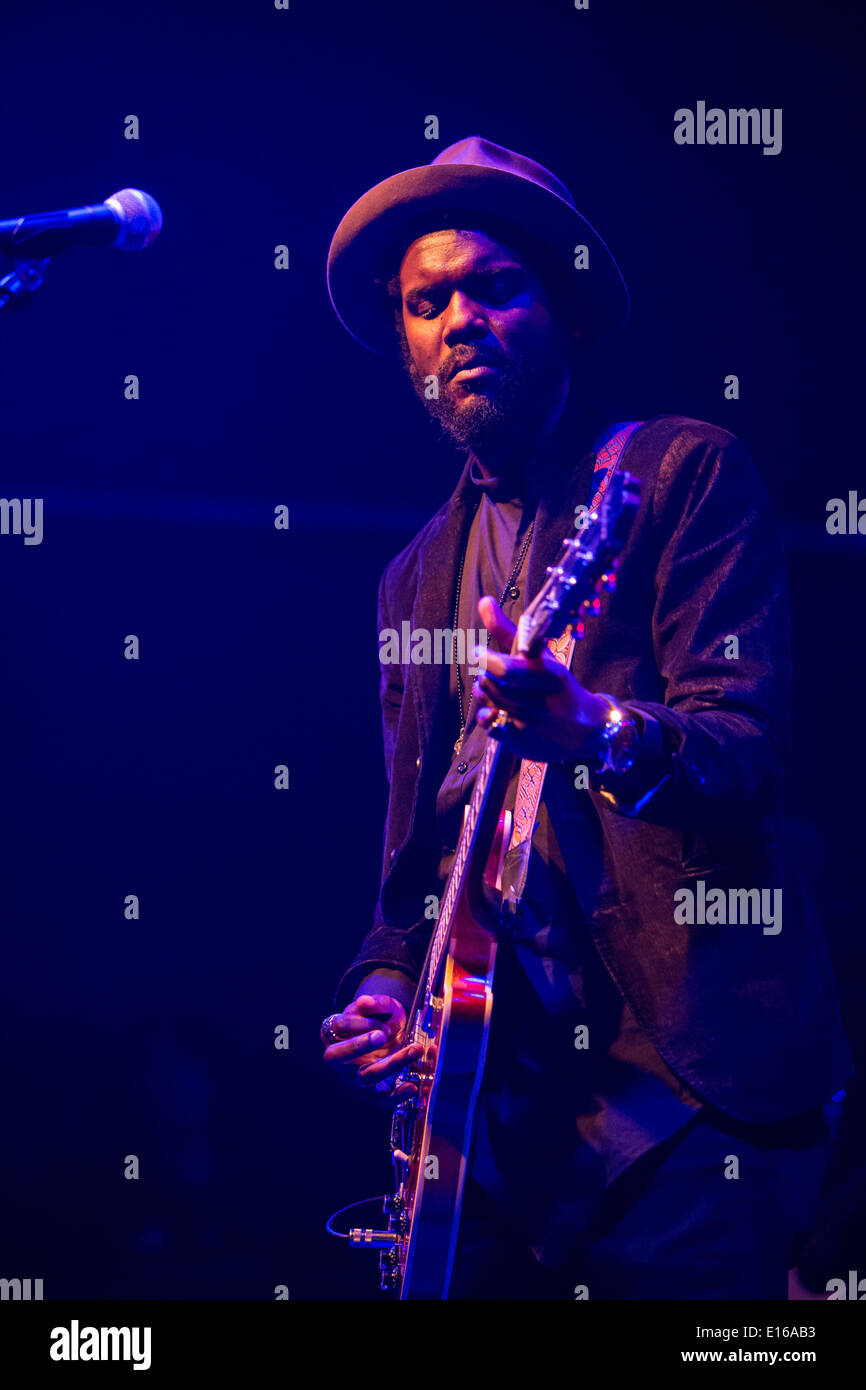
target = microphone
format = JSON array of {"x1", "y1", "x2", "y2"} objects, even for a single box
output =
[{"x1": 0, "y1": 188, "x2": 163, "y2": 258}]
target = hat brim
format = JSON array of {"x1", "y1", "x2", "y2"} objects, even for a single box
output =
[{"x1": 327, "y1": 163, "x2": 630, "y2": 358}]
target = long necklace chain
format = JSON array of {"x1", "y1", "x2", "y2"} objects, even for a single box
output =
[{"x1": 452, "y1": 503, "x2": 535, "y2": 757}]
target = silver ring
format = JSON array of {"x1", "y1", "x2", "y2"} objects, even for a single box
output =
[{"x1": 320, "y1": 1013, "x2": 342, "y2": 1045}]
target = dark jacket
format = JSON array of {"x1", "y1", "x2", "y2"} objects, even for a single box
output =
[{"x1": 335, "y1": 413, "x2": 852, "y2": 1123}]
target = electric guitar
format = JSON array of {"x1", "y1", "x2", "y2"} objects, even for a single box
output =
[{"x1": 348, "y1": 464, "x2": 640, "y2": 1298}]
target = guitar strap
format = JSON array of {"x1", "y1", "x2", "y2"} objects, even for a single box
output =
[{"x1": 500, "y1": 421, "x2": 643, "y2": 915}]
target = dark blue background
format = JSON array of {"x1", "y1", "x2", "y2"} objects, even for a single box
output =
[{"x1": 1, "y1": 0, "x2": 863, "y2": 1299}]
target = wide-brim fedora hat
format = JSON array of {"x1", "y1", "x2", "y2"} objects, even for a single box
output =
[{"x1": 327, "y1": 135, "x2": 630, "y2": 358}]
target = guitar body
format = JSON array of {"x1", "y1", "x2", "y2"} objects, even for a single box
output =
[
  {"x1": 397, "y1": 910, "x2": 496, "y2": 1299},
  {"x1": 396, "y1": 808, "x2": 510, "y2": 1300}
]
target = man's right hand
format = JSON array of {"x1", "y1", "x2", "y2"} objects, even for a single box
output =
[{"x1": 321, "y1": 993, "x2": 423, "y2": 1090}]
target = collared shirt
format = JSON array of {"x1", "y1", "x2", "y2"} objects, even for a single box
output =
[{"x1": 434, "y1": 455, "x2": 701, "y2": 1256}]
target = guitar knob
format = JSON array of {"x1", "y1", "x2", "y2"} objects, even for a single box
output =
[
  {"x1": 394, "y1": 1068, "x2": 422, "y2": 1091},
  {"x1": 599, "y1": 572, "x2": 617, "y2": 592},
  {"x1": 379, "y1": 1249, "x2": 400, "y2": 1290}
]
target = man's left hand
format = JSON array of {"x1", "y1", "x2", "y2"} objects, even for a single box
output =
[{"x1": 472, "y1": 595, "x2": 611, "y2": 764}]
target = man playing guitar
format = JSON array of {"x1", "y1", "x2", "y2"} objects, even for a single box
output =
[{"x1": 319, "y1": 137, "x2": 851, "y2": 1299}]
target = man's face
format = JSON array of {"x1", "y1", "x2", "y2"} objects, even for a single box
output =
[{"x1": 395, "y1": 227, "x2": 576, "y2": 456}]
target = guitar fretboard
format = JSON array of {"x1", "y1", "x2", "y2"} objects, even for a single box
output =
[{"x1": 424, "y1": 735, "x2": 500, "y2": 1000}]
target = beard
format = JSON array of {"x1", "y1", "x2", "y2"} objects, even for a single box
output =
[{"x1": 397, "y1": 322, "x2": 567, "y2": 457}]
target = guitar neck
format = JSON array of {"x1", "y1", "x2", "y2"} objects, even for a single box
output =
[{"x1": 419, "y1": 734, "x2": 514, "y2": 1008}]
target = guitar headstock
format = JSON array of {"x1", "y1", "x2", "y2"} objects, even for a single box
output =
[{"x1": 515, "y1": 471, "x2": 641, "y2": 657}]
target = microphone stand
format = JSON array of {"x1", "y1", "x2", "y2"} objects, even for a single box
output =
[{"x1": 0, "y1": 256, "x2": 50, "y2": 310}]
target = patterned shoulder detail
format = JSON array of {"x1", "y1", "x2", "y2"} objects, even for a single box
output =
[{"x1": 588, "y1": 420, "x2": 643, "y2": 511}]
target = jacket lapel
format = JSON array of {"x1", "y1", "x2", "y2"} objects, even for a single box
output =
[{"x1": 411, "y1": 455, "x2": 477, "y2": 758}]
